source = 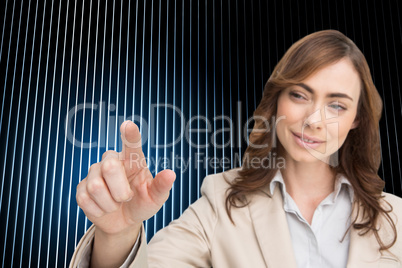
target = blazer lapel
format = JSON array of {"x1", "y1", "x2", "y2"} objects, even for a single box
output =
[{"x1": 248, "y1": 185, "x2": 297, "y2": 268}]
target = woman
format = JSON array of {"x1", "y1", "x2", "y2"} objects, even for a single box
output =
[{"x1": 70, "y1": 30, "x2": 402, "y2": 267}]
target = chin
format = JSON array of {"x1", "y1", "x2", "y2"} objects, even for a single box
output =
[{"x1": 288, "y1": 151, "x2": 330, "y2": 164}]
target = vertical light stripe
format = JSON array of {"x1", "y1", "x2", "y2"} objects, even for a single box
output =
[
  {"x1": 116, "y1": 0, "x2": 123, "y2": 151},
  {"x1": 280, "y1": 1, "x2": 285, "y2": 60},
  {"x1": 140, "y1": 0, "x2": 147, "y2": 231},
  {"x1": 220, "y1": 0, "x2": 224, "y2": 171},
  {"x1": 257, "y1": 0, "x2": 263, "y2": 95},
  {"x1": 164, "y1": 0, "x2": 170, "y2": 225},
  {"x1": 273, "y1": 0, "x2": 279, "y2": 63},
  {"x1": 62, "y1": 0, "x2": 86, "y2": 265},
  {"x1": 92, "y1": 0, "x2": 108, "y2": 233},
  {"x1": 14, "y1": 0, "x2": 41, "y2": 266},
  {"x1": 123, "y1": 1, "x2": 129, "y2": 214},
  {"x1": 250, "y1": 0, "x2": 256, "y2": 110},
  {"x1": 235, "y1": 0, "x2": 241, "y2": 166},
  {"x1": 386, "y1": 0, "x2": 402, "y2": 188},
  {"x1": 341, "y1": 0, "x2": 348, "y2": 33},
  {"x1": 106, "y1": 0, "x2": 116, "y2": 152},
  {"x1": 212, "y1": 0, "x2": 216, "y2": 176},
  {"x1": 348, "y1": 0, "x2": 356, "y2": 37},
  {"x1": 228, "y1": 0, "x2": 233, "y2": 169},
  {"x1": 318, "y1": 1, "x2": 324, "y2": 29},
  {"x1": 311, "y1": 0, "x2": 316, "y2": 30},
  {"x1": 242, "y1": 0, "x2": 249, "y2": 144},
  {"x1": 387, "y1": 0, "x2": 401, "y2": 119},
  {"x1": 361, "y1": 0, "x2": 386, "y2": 182},
  {"x1": 396, "y1": 0, "x2": 401, "y2": 44},
  {"x1": 236, "y1": 0, "x2": 242, "y2": 166},
  {"x1": 188, "y1": 0, "x2": 192, "y2": 204},
  {"x1": 335, "y1": 0, "x2": 340, "y2": 28},
  {"x1": 50, "y1": 0, "x2": 78, "y2": 266},
  {"x1": 0, "y1": 0, "x2": 13, "y2": 142},
  {"x1": 155, "y1": 0, "x2": 162, "y2": 224},
  {"x1": 293, "y1": 0, "x2": 296, "y2": 42},
  {"x1": 356, "y1": 2, "x2": 365, "y2": 49},
  {"x1": 359, "y1": 0, "x2": 386, "y2": 181},
  {"x1": 171, "y1": 0, "x2": 177, "y2": 222},
  {"x1": 196, "y1": 0, "x2": 200, "y2": 197},
  {"x1": 0, "y1": 0, "x2": 22, "y2": 220},
  {"x1": 30, "y1": 0, "x2": 63, "y2": 265},
  {"x1": 295, "y1": 1, "x2": 300, "y2": 36},
  {"x1": 132, "y1": 0, "x2": 139, "y2": 122},
  {"x1": 73, "y1": 0, "x2": 93, "y2": 256},
  {"x1": 1, "y1": 0, "x2": 28, "y2": 266},
  {"x1": 180, "y1": 0, "x2": 184, "y2": 214},
  {"x1": 35, "y1": 0, "x2": 63, "y2": 262},
  {"x1": 205, "y1": 0, "x2": 208, "y2": 176},
  {"x1": 0, "y1": 0, "x2": 9, "y2": 62},
  {"x1": 125, "y1": 1, "x2": 131, "y2": 121},
  {"x1": 265, "y1": 0, "x2": 271, "y2": 74},
  {"x1": 328, "y1": 0, "x2": 333, "y2": 28},
  {"x1": 83, "y1": 0, "x2": 100, "y2": 234},
  {"x1": 380, "y1": 0, "x2": 401, "y2": 186},
  {"x1": 372, "y1": 1, "x2": 395, "y2": 192},
  {"x1": 19, "y1": 0, "x2": 51, "y2": 266},
  {"x1": 97, "y1": 0, "x2": 108, "y2": 166},
  {"x1": 0, "y1": 0, "x2": 15, "y2": 143},
  {"x1": 140, "y1": 0, "x2": 146, "y2": 136},
  {"x1": 147, "y1": 0, "x2": 155, "y2": 234},
  {"x1": 303, "y1": 2, "x2": 306, "y2": 40},
  {"x1": 10, "y1": 0, "x2": 38, "y2": 266}
]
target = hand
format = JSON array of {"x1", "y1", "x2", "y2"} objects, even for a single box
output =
[{"x1": 76, "y1": 120, "x2": 176, "y2": 236}]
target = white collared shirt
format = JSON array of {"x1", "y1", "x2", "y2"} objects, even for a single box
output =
[{"x1": 270, "y1": 170, "x2": 354, "y2": 268}]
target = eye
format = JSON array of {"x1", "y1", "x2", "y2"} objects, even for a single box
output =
[
  {"x1": 328, "y1": 102, "x2": 346, "y2": 111},
  {"x1": 289, "y1": 91, "x2": 306, "y2": 100}
]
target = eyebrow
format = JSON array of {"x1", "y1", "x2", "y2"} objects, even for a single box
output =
[{"x1": 296, "y1": 83, "x2": 354, "y2": 102}]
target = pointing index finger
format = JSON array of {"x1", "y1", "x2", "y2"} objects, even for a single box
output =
[{"x1": 120, "y1": 121, "x2": 147, "y2": 177}]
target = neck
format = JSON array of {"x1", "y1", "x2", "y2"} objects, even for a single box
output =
[{"x1": 280, "y1": 157, "x2": 336, "y2": 200}]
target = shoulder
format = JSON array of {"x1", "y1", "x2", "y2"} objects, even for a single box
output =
[
  {"x1": 379, "y1": 192, "x2": 402, "y2": 243},
  {"x1": 195, "y1": 168, "x2": 242, "y2": 213},
  {"x1": 379, "y1": 192, "x2": 402, "y2": 257},
  {"x1": 200, "y1": 168, "x2": 241, "y2": 198},
  {"x1": 382, "y1": 192, "x2": 402, "y2": 204},
  {"x1": 382, "y1": 192, "x2": 402, "y2": 219}
]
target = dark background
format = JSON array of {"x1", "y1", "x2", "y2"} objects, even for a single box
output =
[{"x1": 0, "y1": 0, "x2": 401, "y2": 267}]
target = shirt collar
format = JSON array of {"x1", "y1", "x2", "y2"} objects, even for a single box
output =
[
  {"x1": 269, "y1": 170, "x2": 354, "y2": 204},
  {"x1": 333, "y1": 173, "x2": 354, "y2": 203}
]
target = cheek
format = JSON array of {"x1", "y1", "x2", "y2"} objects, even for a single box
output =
[
  {"x1": 276, "y1": 98, "x2": 286, "y2": 117},
  {"x1": 327, "y1": 120, "x2": 355, "y2": 145},
  {"x1": 276, "y1": 98, "x2": 301, "y2": 122}
]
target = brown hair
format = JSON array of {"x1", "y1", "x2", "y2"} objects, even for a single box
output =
[{"x1": 225, "y1": 30, "x2": 396, "y2": 250}]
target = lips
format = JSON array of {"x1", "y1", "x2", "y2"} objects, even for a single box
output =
[
  {"x1": 291, "y1": 132, "x2": 325, "y2": 150},
  {"x1": 292, "y1": 132, "x2": 325, "y2": 143}
]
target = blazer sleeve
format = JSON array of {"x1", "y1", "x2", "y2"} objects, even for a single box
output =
[
  {"x1": 140, "y1": 174, "x2": 219, "y2": 267},
  {"x1": 70, "y1": 174, "x2": 219, "y2": 268}
]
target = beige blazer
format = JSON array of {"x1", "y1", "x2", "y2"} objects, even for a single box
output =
[{"x1": 70, "y1": 168, "x2": 402, "y2": 267}]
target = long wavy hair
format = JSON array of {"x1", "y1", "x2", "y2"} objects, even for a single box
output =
[{"x1": 225, "y1": 30, "x2": 396, "y2": 250}]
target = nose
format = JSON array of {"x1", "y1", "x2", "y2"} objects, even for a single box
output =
[{"x1": 303, "y1": 106, "x2": 326, "y2": 130}]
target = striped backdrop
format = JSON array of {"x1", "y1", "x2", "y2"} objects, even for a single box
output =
[{"x1": 0, "y1": 0, "x2": 401, "y2": 267}]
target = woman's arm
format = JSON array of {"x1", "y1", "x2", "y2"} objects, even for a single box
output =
[
  {"x1": 74, "y1": 121, "x2": 176, "y2": 267},
  {"x1": 71, "y1": 166, "x2": 225, "y2": 267},
  {"x1": 90, "y1": 223, "x2": 141, "y2": 268}
]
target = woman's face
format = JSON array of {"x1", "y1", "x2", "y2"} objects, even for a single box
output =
[{"x1": 275, "y1": 58, "x2": 361, "y2": 166}]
